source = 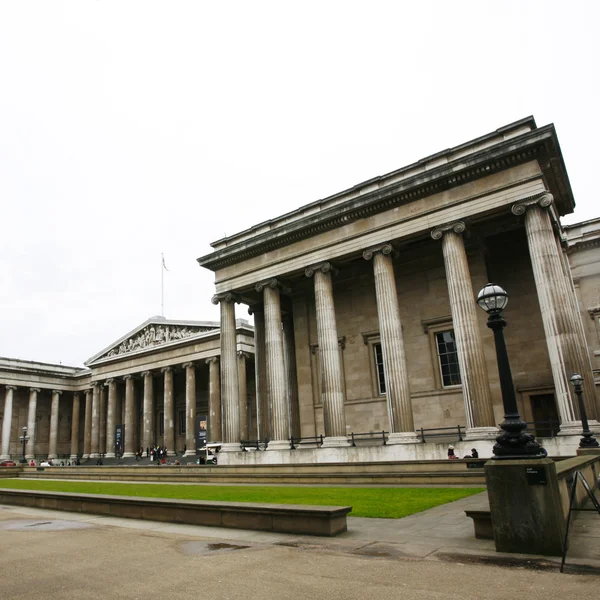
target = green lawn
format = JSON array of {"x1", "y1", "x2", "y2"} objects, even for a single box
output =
[{"x1": 0, "y1": 479, "x2": 483, "y2": 518}]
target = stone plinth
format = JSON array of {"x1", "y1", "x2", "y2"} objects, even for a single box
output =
[{"x1": 485, "y1": 457, "x2": 564, "y2": 556}]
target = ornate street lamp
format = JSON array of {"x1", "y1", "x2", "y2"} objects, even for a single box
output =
[
  {"x1": 19, "y1": 426, "x2": 29, "y2": 464},
  {"x1": 569, "y1": 373, "x2": 599, "y2": 448},
  {"x1": 476, "y1": 283, "x2": 547, "y2": 459}
]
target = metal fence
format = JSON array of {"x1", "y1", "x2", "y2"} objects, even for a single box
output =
[{"x1": 239, "y1": 420, "x2": 561, "y2": 452}]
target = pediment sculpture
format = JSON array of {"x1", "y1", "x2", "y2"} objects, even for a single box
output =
[{"x1": 103, "y1": 324, "x2": 216, "y2": 359}]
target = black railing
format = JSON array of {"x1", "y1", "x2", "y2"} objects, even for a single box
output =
[
  {"x1": 242, "y1": 420, "x2": 562, "y2": 453},
  {"x1": 240, "y1": 439, "x2": 269, "y2": 451},
  {"x1": 290, "y1": 435, "x2": 324, "y2": 450},
  {"x1": 418, "y1": 425, "x2": 465, "y2": 443},
  {"x1": 349, "y1": 430, "x2": 388, "y2": 446}
]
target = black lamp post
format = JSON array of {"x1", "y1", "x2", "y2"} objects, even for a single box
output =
[
  {"x1": 569, "y1": 373, "x2": 599, "y2": 448},
  {"x1": 19, "y1": 426, "x2": 29, "y2": 464},
  {"x1": 476, "y1": 283, "x2": 547, "y2": 459}
]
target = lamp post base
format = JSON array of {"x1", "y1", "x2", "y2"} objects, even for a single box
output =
[{"x1": 493, "y1": 417, "x2": 547, "y2": 460}]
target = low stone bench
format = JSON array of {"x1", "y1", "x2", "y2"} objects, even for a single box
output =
[
  {"x1": 0, "y1": 488, "x2": 351, "y2": 536},
  {"x1": 465, "y1": 509, "x2": 493, "y2": 540}
]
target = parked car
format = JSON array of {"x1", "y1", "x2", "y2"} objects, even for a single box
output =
[{"x1": 0, "y1": 460, "x2": 17, "y2": 467}]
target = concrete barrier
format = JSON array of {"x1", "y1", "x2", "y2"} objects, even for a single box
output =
[{"x1": 0, "y1": 488, "x2": 351, "y2": 536}]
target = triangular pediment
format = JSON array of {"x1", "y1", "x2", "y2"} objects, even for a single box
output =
[{"x1": 85, "y1": 316, "x2": 220, "y2": 366}]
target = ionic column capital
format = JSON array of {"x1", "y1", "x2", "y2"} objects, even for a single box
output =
[
  {"x1": 248, "y1": 303, "x2": 263, "y2": 316},
  {"x1": 51, "y1": 390, "x2": 63, "y2": 396},
  {"x1": 237, "y1": 351, "x2": 250, "y2": 359},
  {"x1": 205, "y1": 356, "x2": 219, "y2": 365},
  {"x1": 431, "y1": 221, "x2": 466, "y2": 240},
  {"x1": 160, "y1": 366, "x2": 172, "y2": 374},
  {"x1": 29, "y1": 388, "x2": 41, "y2": 393},
  {"x1": 91, "y1": 381, "x2": 102, "y2": 388},
  {"x1": 182, "y1": 362, "x2": 195, "y2": 370},
  {"x1": 104, "y1": 378, "x2": 114, "y2": 386},
  {"x1": 362, "y1": 242, "x2": 397, "y2": 261},
  {"x1": 5, "y1": 385, "x2": 17, "y2": 391},
  {"x1": 511, "y1": 192, "x2": 554, "y2": 216},
  {"x1": 305, "y1": 261, "x2": 338, "y2": 278},
  {"x1": 255, "y1": 278, "x2": 290, "y2": 294},
  {"x1": 211, "y1": 291, "x2": 241, "y2": 305},
  {"x1": 141, "y1": 370, "x2": 153, "y2": 378},
  {"x1": 123, "y1": 374, "x2": 134, "y2": 381}
]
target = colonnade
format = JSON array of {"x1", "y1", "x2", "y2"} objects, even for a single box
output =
[
  {"x1": 211, "y1": 193, "x2": 596, "y2": 450},
  {"x1": 0, "y1": 353, "x2": 253, "y2": 460}
]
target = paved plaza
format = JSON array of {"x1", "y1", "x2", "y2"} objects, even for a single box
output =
[{"x1": 2, "y1": 492, "x2": 599, "y2": 599}]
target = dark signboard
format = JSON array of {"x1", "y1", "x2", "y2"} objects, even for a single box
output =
[
  {"x1": 195, "y1": 415, "x2": 207, "y2": 450},
  {"x1": 115, "y1": 424, "x2": 125, "y2": 456},
  {"x1": 526, "y1": 466, "x2": 547, "y2": 485}
]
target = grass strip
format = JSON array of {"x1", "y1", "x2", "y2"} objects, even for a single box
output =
[{"x1": 0, "y1": 479, "x2": 483, "y2": 518}]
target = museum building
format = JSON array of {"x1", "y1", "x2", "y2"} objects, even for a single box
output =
[
  {"x1": 0, "y1": 318, "x2": 255, "y2": 461},
  {"x1": 198, "y1": 116, "x2": 600, "y2": 464},
  {"x1": 1, "y1": 116, "x2": 599, "y2": 463}
]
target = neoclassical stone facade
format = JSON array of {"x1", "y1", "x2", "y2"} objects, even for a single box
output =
[
  {"x1": 197, "y1": 116, "x2": 600, "y2": 464},
  {"x1": 0, "y1": 317, "x2": 255, "y2": 460},
  {"x1": 2, "y1": 117, "x2": 599, "y2": 465}
]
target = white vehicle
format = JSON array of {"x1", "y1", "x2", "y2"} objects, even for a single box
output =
[
  {"x1": 200, "y1": 444, "x2": 220, "y2": 465},
  {"x1": 40, "y1": 460, "x2": 54, "y2": 467}
]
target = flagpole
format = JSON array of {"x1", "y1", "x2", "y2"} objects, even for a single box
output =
[{"x1": 161, "y1": 253, "x2": 164, "y2": 317}]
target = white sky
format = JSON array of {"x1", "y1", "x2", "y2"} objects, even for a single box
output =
[{"x1": 1, "y1": 1, "x2": 598, "y2": 366}]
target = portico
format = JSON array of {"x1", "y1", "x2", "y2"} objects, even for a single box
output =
[
  {"x1": 0, "y1": 317, "x2": 255, "y2": 461},
  {"x1": 198, "y1": 117, "x2": 599, "y2": 465}
]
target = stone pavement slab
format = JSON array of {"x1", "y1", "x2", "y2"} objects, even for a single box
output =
[
  {"x1": 0, "y1": 504, "x2": 599, "y2": 600},
  {"x1": 2, "y1": 488, "x2": 600, "y2": 581}
]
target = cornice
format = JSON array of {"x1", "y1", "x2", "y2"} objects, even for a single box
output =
[{"x1": 198, "y1": 125, "x2": 573, "y2": 272}]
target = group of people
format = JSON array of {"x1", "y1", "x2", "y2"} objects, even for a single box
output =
[
  {"x1": 147, "y1": 445, "x2": 169, "y2": 463},
  {"x1": 447, "y1": 446, "x2": 479, "y2": 460}
]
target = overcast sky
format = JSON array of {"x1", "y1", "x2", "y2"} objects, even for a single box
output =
[{"x1": 1, "y1": 1, "x2": 598, "y2": 367}]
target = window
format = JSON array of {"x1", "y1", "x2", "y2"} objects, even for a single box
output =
[
  {"x1": 435, "y1": 330, "x2": 461, "y2": 387},
  {"x1": 178, "y1": 410, "x2": 186, "y2": 435},
  {"x1": 373, "y1": 343, "x2": 386, "y2": 395},
  {"x1": 361, "y1": 331, "x2": 385, "y2": 398}
]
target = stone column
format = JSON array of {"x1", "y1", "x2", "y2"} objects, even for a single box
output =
[
  {"x1": 90, "y1": 383, "x2": 101, "y2": 458},
  {"x1": 83, "y1": 388, "x2": 92, "y2": 459},
  {"x1": 141, "y1": 371, "x2": 154, "y2": 450},
  {"x1": 122, "y1": 375, "x2": 135, "y2": 458},
  {"x1": 305, "y1": 262, "x2": 349, "y2": 446},
  {"x1": 70, "y1": 392, "x2": 80, "y2": 461},
  {"x1": 513, "y1": 193, "x2": 599, "y2": 428},
  {"x1": 431, "y1": 222, "x2": 497, "y2": 439},
  {"x1": 283, "y1": 314, "x2": 301, "y2": 439},
  {"x1": 162, "y1": 367, "x2": 175, "y2": 455},
  {"x1": 363, "y1": 243, "x2": 418, "y2": 443},
  {"x1": 206, "y1": 357, "x2": 221, "y2": 443},
  {"x1": 211, "y1": 293, "x2": 240, "y2": 451},
  {"x1": 105, "y1": 379, "x2": 117, "y2": 458},
  {"x1": 256, "y1": 279, "x2": 290, "y2": 451},
  {"x1": 249, "y1": 304, "x2": 268, "y2": 440},
  {"x1": 98, "y1": 384, "x2": 107, "y2": 455},
  {"x1": 48, "y1": 390, "x2": 62, "y2": 459},
  {"x1": 1, "y1": 386, "x2": 17, "y2": 460},
  {"x1": 26, "y1": 388, "x2": 40, "y2": 459},
  {"x1": 555, "y1": 236, "x2": 600, "y2": 421},
  {"x1": 237, "y1": 352, "x2": 249, "y2": 441},
  {"x1": 183, "y1": 362, "x2": 196, "y2": 457}
]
